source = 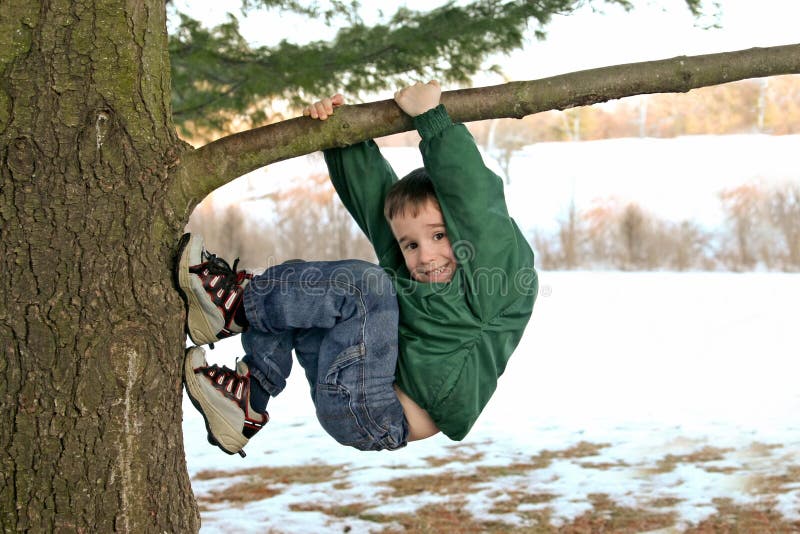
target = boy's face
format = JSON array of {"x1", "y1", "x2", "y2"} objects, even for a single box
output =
[{"x1": 389, "y1": 200, "x2": 457, "y2": 283}]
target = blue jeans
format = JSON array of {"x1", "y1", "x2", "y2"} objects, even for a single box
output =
[{"x1": 241, "y1": 260, "x2": 408, "y2": 451}]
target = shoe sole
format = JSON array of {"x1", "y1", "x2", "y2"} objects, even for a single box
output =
[
  {"x1": 183, "y1": 348, "x2": 247, "y2": 456},
  {"x1": 174, "y1": 233, "x2": 218, "y2": 346}
]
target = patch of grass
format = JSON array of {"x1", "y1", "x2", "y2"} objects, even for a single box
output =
[
  {"x1": 476, "y1": 460, "x2": 553, "y2": 478},
  {"x1": 564, "y1": 493, "x2": 677, "y2": 533},
  {"x1": 648, "y1": 496, "x2": 683, "y2": 508},
  {"x1": 363, "y1": 493, "x2": 679, "y2": 533},
  {"x1": 386, "y1": 442, "x2": 613, "y2": 498},
  {"x1": 523, "y1": 441, "x2": 613, "y2": 471},
  {"x1": 745, "y1": 465, "x2": 800, "y2": 495},
  {"x1": 475, "y1": 441, "x2": 613, "y2": 479},
  {"x1": 557, "y1": 441, "x2": 613, "y2": 459},
  {"x1": 424, "y1": 450, "x2": 485, "y2": 467},
  {"x1": 194, "y1": 464, "x2": 343, "y2": 506},
  {"x1": 489, "y1": 490, "x2": 557, "y2": 514},
  {"x1": 363, "y1": 500, "x2": 512, "y2": 533},
  {"x1": 684, "y1": 497, "x2": 800, "y2": 533},
  {"x1": 201, "y1": 478, "x2": 283, "y2": 505},
  {"x1": 579, "y1": 460, "x2": 630, "y2": 470},
  {"x1": 702, "y1": 465, "x2": 739, "y2": 474},
  {"x1": 746, "y1": 442, "x2": 784, "y2": 456},
  {"x1": 290, "y1": 502, "x2": 370, "y2": 518},
  {"x1": 357, "y1": 493, "x2": 800, "y2": 533},
  {"x1": 648, "y1": 446, "x2": 734, "y2": 474},
  {"x1": 383, "y1": 472, "x2": 484, "y2": 497},
  {"x1": 194, "y1": 464, "x2": 342, "y2": 484}
]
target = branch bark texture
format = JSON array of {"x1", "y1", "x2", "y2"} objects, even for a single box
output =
[{"x1": 173, "y1": 43, "x2": 800, "y2": 212}]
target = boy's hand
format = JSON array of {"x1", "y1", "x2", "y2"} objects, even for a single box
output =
[
  {"x1": 303, "y1": 94, "x2": 344, "y2": 120},
  {"x1": 394, "y1": 80, "x2": 441, "y2": 117}
]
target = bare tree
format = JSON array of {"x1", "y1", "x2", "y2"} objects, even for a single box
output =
[
  {"x1": 719, "y1": 183, "x2": 765, "y2": 270},
  {"x1": 766, "y1": 183, "x2": 800, "y2": 270},
  {"x1": 558, "y1": 198, "x2": 583, "y2": 269}
]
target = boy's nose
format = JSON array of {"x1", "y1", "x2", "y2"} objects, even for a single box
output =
[{"x1": 419, "y1": 245, "x2": 437, "y2": 264}]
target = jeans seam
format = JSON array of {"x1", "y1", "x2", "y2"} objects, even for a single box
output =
[
  {"x1": 359, "y1": 347, "x2": 393, "y2": 440},
  {"x1": 330, "y1": 345, "x2": 390, "y2": 446}
]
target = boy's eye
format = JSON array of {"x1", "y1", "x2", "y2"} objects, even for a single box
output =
[
  {"x1": 433, "y1": 232, "x2": 445, "y2": 241},
  {"x1": 405, "y1": 242, "x2": 418, "y2": 251}
]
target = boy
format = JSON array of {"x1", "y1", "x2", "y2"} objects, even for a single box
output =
[{"x1": 177, "y1": 81, "x2": 537, "y2": 457}]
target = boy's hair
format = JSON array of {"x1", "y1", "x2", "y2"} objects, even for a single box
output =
[{"x1": 384, "y1": 167, "x2": 441, "y2": 221}]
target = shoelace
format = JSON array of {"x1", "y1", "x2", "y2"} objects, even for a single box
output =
[
  {"x1": 203, "y1": 362, "x2": 244, "y2": 392},
  {"x1": 199, "y1": 252, "x2": 245, "y2": 351},
  {"x1": 202, "y1": 251, "x2": 242, "y2": 286}
]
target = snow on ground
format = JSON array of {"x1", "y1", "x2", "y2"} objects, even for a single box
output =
[
  {"x1": 185, "y1": 133, "x2": 800, "y2": 531},
  {"x1": 184, "y1": 271, "x2": 800, "y2": 532}
]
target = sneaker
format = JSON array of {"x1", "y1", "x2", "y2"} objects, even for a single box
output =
[
  {"x1": 183, "y1": 347, "x2": 268, "y2": 457},
  {"x1": 175, "y1": 233, "x2": 251, "y2": 346}
]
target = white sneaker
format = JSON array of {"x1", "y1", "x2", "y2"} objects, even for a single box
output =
[
  {"x1": 174, "y1": 233, "x2": 251, "y2": 347},
  {"x1": 183, "y1": 347, "x2": 268, "y2": 457}
]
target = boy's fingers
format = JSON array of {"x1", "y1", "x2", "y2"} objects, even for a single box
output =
[
  {"x1": 428, "y1": 80, "x2": 440, "y2": 88},
  {"x1": 315, "y1": 101, "x2": 329, "y2": 120},
  {"x1": 305, "y1": 94, "x2": 346, "y2": 120}
]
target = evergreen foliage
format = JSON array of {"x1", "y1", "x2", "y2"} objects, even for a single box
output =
[{"x1": 168, "y1": 0, "x2": 705, "y2": 134}]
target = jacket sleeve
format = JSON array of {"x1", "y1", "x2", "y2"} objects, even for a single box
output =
[
  {"x1": 323, "y1": 140, "x2": 399, "y2": 261},
  {"x1": 415, "y1": 105, "x2": 536, "y2": 320}
]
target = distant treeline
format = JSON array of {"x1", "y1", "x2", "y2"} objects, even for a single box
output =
[
  {"x1": 532, "y1": 181, "x2": 800, "y2": 272},
  {"x1": 187, "y1": 173, "x2": 375, "y2": 271},
  {"x1": 188, "y1": 177, "x2": 799, "y2": 273}
]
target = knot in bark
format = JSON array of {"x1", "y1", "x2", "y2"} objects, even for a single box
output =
[{"x1": 7, "y1": 136, "x2": 36, "y2": 180}]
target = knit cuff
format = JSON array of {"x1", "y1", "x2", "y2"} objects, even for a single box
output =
[{"x1": 413, "y1": 104, "x2": 453, "y2": 139}]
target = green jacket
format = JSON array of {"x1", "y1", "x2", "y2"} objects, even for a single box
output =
[{"x1": 324, "y1": 105, "x2": 537, "y2": 440}]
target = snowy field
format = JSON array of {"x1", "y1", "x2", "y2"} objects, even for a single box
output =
[
  {"x1": 183, "y1": 270, "x2": 800, "y2": 532},
  {"x1": 184, "y1": 133, "x2": 799, "y2": 531}
]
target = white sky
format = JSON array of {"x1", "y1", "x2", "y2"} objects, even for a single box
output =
[
  {"x1": 176, "y1": 0, "x2": 800, "y2": 90},
  {"x1": 484, "y1": 0, "x2": 800, "y2": 82},
  {"x1": 179, "y1": 0, "x2": 800, "y2": 221}
]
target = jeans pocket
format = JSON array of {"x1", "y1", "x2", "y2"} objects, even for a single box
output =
[
  {"x1": 316, "y1": 346, "x2": 374, "y2": 448},
  {"x1": 322, "y1": 343, "x2": 364, "y2": 386}
]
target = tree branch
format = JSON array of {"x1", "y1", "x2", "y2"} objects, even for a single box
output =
[{"x1": 170, "y1": 43, "x2": 800, "y2": 213}]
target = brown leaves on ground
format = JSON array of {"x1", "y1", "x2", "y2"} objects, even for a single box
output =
[
  {"x1": 193, "y1": 439, "x2": 800, "y2": 532},
  {"x1": 195, "y1": 464, "x2": 342, "y2": 509},
  {"x1": 647, "y1": 445, "x2": 735, "y2": 474}
]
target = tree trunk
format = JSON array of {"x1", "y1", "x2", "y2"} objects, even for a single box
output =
[{"x1": 1, "y1": 1, "x2": 197, "y2": 531}]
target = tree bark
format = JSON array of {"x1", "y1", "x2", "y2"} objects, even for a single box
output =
[
  {"x1": 172, "y1": 43, "x2": 800, "y2": 211},
  {"x1": 1, "y1": 0, "x2": 197, "y2": 531}
]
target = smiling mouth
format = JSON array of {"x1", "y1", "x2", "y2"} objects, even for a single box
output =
[{"x1": 424, "y1": 263, "x2": 451, "y2": 278}]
